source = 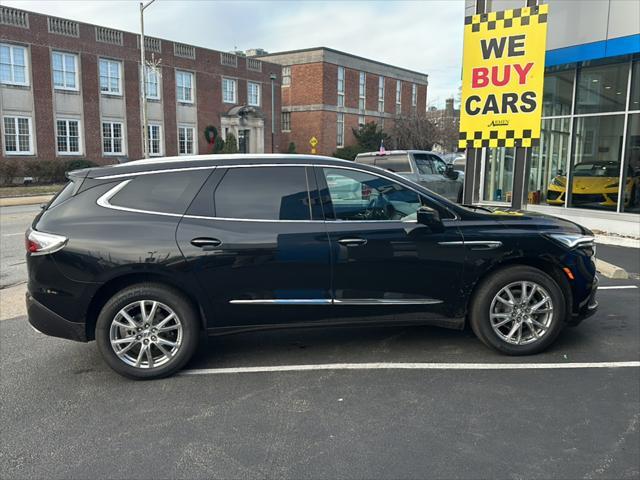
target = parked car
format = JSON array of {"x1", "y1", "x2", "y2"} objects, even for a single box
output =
[
  {"x1": 355, "y1": 150, "x2": 464, "y2": 203},
  {"x1": 27, "y1": 154, "x2": 598, "y2": 379},
  {"x1": 547, "y1": 160, "x2": 638, "y2": 209}
]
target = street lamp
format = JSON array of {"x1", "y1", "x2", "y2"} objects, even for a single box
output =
[
  {"x1": 270, "y1": 73, "x2": 276, "y2": 153},
  {"x1": 140, "y1": 0, "x2": 156, "y2": 159}
]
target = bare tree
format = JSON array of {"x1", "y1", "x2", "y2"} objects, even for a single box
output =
[{"x1": 392, "y1": 114, "x2": 438, "y2": 150}]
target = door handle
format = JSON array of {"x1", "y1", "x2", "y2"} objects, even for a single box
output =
[
  {"x1": 338, "y1": 238, "x2": 368, "y2": 247},
  {"x1": 190, "y1": 237, "x2": 223, "y2": 250}
]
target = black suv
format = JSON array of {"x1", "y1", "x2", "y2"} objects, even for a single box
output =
[{"x1": 26, "y1": 154, "x2": 598, "y2": 379}]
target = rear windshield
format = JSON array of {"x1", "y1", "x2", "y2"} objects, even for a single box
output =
[
  {"x1": 47, "y1": 181, "x2": 75, "y2": 209},
  {"x1": 110, "y1": 170, "x2": 210, "y2": 215}
]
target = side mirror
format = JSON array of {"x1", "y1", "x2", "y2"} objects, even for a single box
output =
[
  {"x1": 416, "y1": 206, "x2": 444, "y2": 232},
  {"x1": 445, "y1": 164, "x2": 459, "y2": 180}
]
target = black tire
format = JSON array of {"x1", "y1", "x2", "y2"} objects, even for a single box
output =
[
  {"x1": 469, "y1": 266, "x2": 565, "y2": 355},
  {"x1": 95, "y1": 283, "x2": 200, "y2": 379}
]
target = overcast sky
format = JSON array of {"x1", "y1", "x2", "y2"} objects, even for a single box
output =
[{"x1": 6, "y1": 0, "x2": 465, "y2": 108}]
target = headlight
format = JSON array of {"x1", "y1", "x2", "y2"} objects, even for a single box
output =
[
  {"x1": 551, "y1": 177, "x2": 566, "y2": 187},
  {"x1": 545, "y1": 233, "x2": 595, "y2": 249}
]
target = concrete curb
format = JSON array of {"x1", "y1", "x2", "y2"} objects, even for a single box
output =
[
  {"x1": 595, "y1": 259, "x2": 629, "y2": 280},
  {"x1": 0, "y1": 195, "x2": 53, "y2": 207},
  {"x1": 595, "y1": 235, "x2": 640, "y2": 249}
]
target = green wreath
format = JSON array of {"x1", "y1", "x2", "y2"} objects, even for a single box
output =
[{"x1": 203, "y1": 125, "x2": 218, "y2": 145}]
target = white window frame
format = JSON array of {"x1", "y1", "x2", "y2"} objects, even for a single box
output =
[
  {"x1": 0, "y1": 43, "x2": 29, "y2": 87},
  {"x1": 337, "y1": 66, "x2": 345, "y2": 108},
  {"x1": 99, "y1": 58, "x2": 122, "y2": 95},
  {"x1": 358, "y1": 115, "x2": 365, "y2": 127},
  {"x1": 247, "y1": 81, "x2": 261, "y2": 106},
  {"x1": 222, "y1": 77, "x2": 237, "y2": 104},
  {"x1": 359, "y1": 72, "x2": 366, "y2": 111},
  {"x1": 412, "y1": 83, "x2": 417, "y2": 107},
  {"x1": 2, "y1": 116, "x2": 33, "y2": 155},
  {"x1": 282, "y1": 112, "x2": 291, "y2": 132},
  {"x1": 147, "y1": 123, "x2": 163, "y2": 156},
  {"x1": 51, "y1": 51, "x2": 78, "y2": 91},
  {"x1": 144, "y1": 65, "x2": 160, "y2": 100},
  {"x1": 396, "y1": 80, "x2": 402, "y2": 114},
  {"x1": 177, "y1": 125, "x2": 196, "y2": 155},
  {"x1": 282, "y1": 66, "x2": 291, "y2": 86},
  {"x1": 337, "y1": 112, "x2": 345, "y2": 148},
  {"x1": 378, "y1": 76, "x2": 385, "y2": 113},
  {"x1": 55, "y1": 118, "x2": 82, "y2": 155},
  {"x1": 101, "y1": 121, "x2": 125, "y2": 156},
  {"x1": 175, "y1": 70, "x2": 194, "y2": 104}
]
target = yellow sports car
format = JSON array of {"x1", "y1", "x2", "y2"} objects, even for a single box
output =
[{"x1": 547, "y1": 161, "x2": 637, "y2": 209}]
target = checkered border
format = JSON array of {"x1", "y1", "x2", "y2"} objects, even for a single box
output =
[
  {"x1": 458, "y1": 129, "x2": 540, "y2": 149},
  {"x1": 464, "y1": 4, "x2": 548, "y2": 32}
]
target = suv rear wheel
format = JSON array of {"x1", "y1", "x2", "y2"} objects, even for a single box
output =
[
  {"x1": 469, "y1": 266, "x2": 565, "y2": 355},
  {"x1": 95, "y1": 283, "x2": 200, "y2": 379}
]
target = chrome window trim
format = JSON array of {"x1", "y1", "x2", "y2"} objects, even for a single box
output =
[
  {"x1": 438, "y1": 240, "x2": 503, "y2": 249},
  {"x1": 229, "y1": 298, "x2": 442, "y2": 305},
  {"x1": 95, "y1": 162, "x2": 459, "y2": 222}
]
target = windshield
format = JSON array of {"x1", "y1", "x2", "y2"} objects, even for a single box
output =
[{"x1": 573, "y1": 163, "x2": 619, "y2": 177}]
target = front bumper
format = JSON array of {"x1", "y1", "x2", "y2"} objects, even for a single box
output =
[
  {"x1": 26, "y1": 292, "x2": 87, "y2": 342},
  {"x1": 568, "y1": 275, "x2": 599, "y2": 326}
]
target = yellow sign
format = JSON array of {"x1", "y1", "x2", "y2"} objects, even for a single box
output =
[
  {"x1": 459, "y1": 4, "x2": 548, "y2": 149},
  {"x1": 309, "y1": 136, "x2": 318, "y2": 148}
]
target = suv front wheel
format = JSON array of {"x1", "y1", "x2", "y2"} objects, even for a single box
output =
[
  {"x1": 95, "y1": 283, "x2": 200, "y2": 379},
  {"x1": 469, "y1": 266, "x2": 566, "y2": 355}
]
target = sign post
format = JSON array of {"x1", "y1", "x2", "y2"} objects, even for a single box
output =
[
  {"x1": 459, "y1": 3, "x2": 548, "y2": 209},
  {"x1": 309, "y1": 136, "x2": 318, "y2": 154}
]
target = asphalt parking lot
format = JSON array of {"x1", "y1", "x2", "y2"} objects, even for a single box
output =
[{"x1": 1, "y1": 204, "x2": 639, "y2": 479}]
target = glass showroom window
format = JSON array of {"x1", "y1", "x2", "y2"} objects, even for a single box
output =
[
  {"x1": 482, "y1": 147, "x2": 515, "y2": 202},
  {"x1": 0, "y1": 43, "x2": 28, "y2": 86},
  {"x1": 576, "y1": 59, "x2": 629, "y2": 114},
  {"x1": 56, "y1": 119, "x2": 81, "y2": 155},
  {"x1": 358, "y1": 72, "x2": 366, "y2": 111},
  {"x1": 147, "y1": 124, "x2": 162, "y2": 156},
  {"x1": 222, "y1": 78, "x2": 236, "y2": 103},
  {"x1": 621, "y1": 113, "x2": 640, "y2": 213},
  {"x1": 569, "y1": 114, "x2": 625, "y2": 211},
  {"x1": 542, "y1": 67, "x2": 574, "y2": 117},
  {"x1": 176, "y1": 71, "x2": 193, "y2": 103},
  {"x1": 102, "y1": 122, "x2": 123, "y2": 155},
  {"x1": 378, "y1": 76, "x2": 385, "y2": 113},
  {"x1": 529, "y1": 117, "x2": 571, "y2": 206},
  {"x1": 248, "y1": 81, "x2": 260, "y2": 106},
  {"x1": 336, "y1": 112, "x2": 345, "y2": 148},
  {"x1": 99, "y1": 59, "x2": 121, "y2": 95},
  {"x1": 178, "y1": 126, "x2": 195, "y2": 155},
  {"x1": 3, "y1": 116, "x2": 32, "y2": 155},
  {"x1": 52, "y1": 51, "x2": 78, "y2": 90},
  {"x1": 337, "y1": 66, "x2": 345, "y2": 108},
  {"x1": 145, "y1": 66, "x2": 160, "y2": 100}
]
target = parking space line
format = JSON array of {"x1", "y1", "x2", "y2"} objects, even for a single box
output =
[
  {"x1": 598, "y1": 286, "x2": 638, "y2": 290},
  {"x1": 1, "y1": 232, "x2": 24, "y2": 237},
  {"x1": 180, "y1": 361, "x2": 640, "y2": 376}
]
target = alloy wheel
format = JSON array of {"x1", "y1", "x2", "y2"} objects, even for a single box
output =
[
  {"x1": 489, "y1": 281, "x2": 554, "y2": 346},
  {"x1": 109, "y1": 300, "x2": 183, "y2": 369}
]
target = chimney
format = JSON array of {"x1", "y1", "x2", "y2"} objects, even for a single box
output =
[{"x1": 445, "y1": 98, "x2": 454, "y2": 115}]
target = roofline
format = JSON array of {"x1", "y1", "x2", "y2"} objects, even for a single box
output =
[
  {"x1": 258, "y1": 46, "x2": 429, "y2": 79},
  {"x1": 5, "y1": 6, "x2": 283, "y2": 69}
]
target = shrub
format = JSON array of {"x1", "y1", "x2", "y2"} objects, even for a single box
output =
[
  {"x1": 332, "y1": 145, "x2": 363, "y2": 161},
  {"x1": 287, "y1": 142, "x2": 297, "y2": 154},
  {"x1": 65, "y1": 159, "x2": 97, "y2": 171},
  {"x1": 221, "y1": 133, "x2": 239, "y2": 154},
  {"x1": 0, "y1": 161, "x2": 22, "y2": 185}
]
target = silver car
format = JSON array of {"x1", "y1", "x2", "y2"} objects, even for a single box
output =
[{"x1": 355, "y1": 150, "x2": 464, "y2": 203}]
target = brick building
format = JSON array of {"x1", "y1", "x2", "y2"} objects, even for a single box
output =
[
  {"x1": 258, "y1": 47, "x2": 429, "y2": 156},
  {"x1": 0, "y1": 6, "x2": 282, "y2": 168}
]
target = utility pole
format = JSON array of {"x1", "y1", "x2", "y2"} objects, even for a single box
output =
[
  {"x1": 139, "y1": 0, "x2": 156, "y2": 159},
  {"x1": 270, "y1": 73, "x2": 277, "y2": 153}
]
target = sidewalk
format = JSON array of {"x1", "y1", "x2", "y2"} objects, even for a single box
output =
[{"x1": 0, "y1": 195, "x2": 53, "y2": 207}]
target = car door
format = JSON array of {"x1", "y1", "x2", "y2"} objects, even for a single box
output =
[
  {"x1": 316, "y1": 165, "x2": 466, "y2": 324},
  {"x1": 176, "y1": 164, "x2": 332, "y2": 330}
]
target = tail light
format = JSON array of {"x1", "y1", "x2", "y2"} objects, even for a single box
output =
[{"x1": 25, "y1": 229, "x2": 68, "y2": 256}]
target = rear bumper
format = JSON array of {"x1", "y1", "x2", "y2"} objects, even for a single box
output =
[{"x1": 26, "y1": 292, "x2": 87, "y2": 342}]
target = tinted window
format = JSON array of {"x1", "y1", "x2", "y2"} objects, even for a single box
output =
[
  {"x1": 214, "y1": 167, "x2": 311, "y2": 220},
  {"x1": 323, "y1": 167, "x2": 421, "y2": 221},
  {"x1": 110, "y1": 170, "x2": 209, "y2": 214},
  {"x1": 432, "y1": 156, "x2": 447, "y2": 175},
  {"x1": 375, "y1": 154, "x2": 412, "y2": 173},
  {"x1": 413, "y1": 154, "x2": 435, "y2": 174}
]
